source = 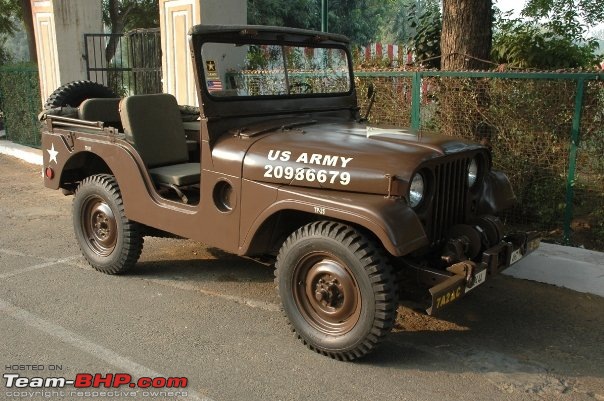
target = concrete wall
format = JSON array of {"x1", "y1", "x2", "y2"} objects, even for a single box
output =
[
  {"x1": 159, "y1": 0, "x2": 247, "y2": 106},
  {"x1": 31, "y1": 0, "x2": 103, "y2": 104}
]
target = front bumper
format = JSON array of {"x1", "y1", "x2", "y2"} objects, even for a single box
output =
[{"x1": 426, "y1": 232, "x2": 541, "y2": 315}]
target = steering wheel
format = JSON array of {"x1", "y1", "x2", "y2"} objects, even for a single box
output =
[{"x1": 289, "y1": 82, "x2": 313, "y2": 94}]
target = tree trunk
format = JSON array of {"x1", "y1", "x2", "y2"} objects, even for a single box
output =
[
  {"x1": 105, "y1": 0, "x2": 123, "y2": 64},
  {"x1": 20, "y1": 0, "x2": 37, "y2": 63},
  {"x1": 438, "y1": 0, "x2": 494, "y2": 145},
  {"x1": 440, "y1": 0, "x2": 493, "y2": 70}
]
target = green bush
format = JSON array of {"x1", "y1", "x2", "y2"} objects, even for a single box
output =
[{"x1": 0, "y1": 64, "x2": 41, "y2": 147}]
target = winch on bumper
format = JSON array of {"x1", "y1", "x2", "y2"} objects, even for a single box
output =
[
  {"x1": 426, "y1": 233, "x2": 541, "y2": 315},
  {"x1": 420, "y1": 232, "x2": 540, "y2": 314}
]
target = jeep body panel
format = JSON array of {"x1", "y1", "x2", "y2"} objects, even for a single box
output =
[
  {"x1": 242, "y1": 118, "x2": 484, "y2": 195},
  {"x1": 43, "y1": 121, "x2": 430, "y2": 257}
]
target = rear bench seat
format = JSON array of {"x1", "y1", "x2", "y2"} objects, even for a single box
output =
[{"x1": 79, "y1": 98, "x2": 122, "y2": 129}]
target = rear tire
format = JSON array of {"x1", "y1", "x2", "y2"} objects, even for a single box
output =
[
  {"x1": 275, "y1": 221, "x2": 397, "y2": 360},
  {"x1": 73, "y1": 174, "x2": 143, "y2": 274},
  {"x1": 44, "y1": 80, "x2": 117, "y2": 110}
]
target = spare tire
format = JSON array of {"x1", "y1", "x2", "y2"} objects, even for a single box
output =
[
  {"x1": 44, "y1": 80, "x2": 117, "y2": 110},
  {"x1": 179, "y1": 105, "x2": 200, "y2": 121}
]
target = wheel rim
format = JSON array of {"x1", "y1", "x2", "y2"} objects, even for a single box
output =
[
  {"x1": 81, "y1": 195, "x2": 117, "y2": 256},
  {"x1": 293, "y1": 253, "x2": 361, "y2": 335}
]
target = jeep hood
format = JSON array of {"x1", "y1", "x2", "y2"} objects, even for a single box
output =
[{"x1": 242, "y1": 119, "x2": 485, "y2": 196}]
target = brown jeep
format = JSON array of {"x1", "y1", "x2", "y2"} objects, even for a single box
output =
[{"x1": 40, "y1": 25, "x2": 539, "y2": 360}]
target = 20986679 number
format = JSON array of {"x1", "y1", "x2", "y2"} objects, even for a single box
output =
[{"x1": 264, "y1": 165, "x2": 351, "y2": 186}]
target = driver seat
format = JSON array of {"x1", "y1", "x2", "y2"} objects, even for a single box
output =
[{"x1": 119, "y1": 93, "x2": 200, "y2": 203}]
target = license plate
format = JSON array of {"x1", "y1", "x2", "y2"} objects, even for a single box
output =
[
  {"x1": 510, "y1": 248, "x2": 523, "y2": 265},
  {"x1": 465, "y1": 269, "x2": 487, "y2": 293}
]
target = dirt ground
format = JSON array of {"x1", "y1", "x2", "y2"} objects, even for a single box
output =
[{"x1": 1, "y1": 154, "x2": 603, "y2": 401}]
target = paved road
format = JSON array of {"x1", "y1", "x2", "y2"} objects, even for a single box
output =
[{"x1": 1, "y1": 154, "x2": 603, "y2": 401}]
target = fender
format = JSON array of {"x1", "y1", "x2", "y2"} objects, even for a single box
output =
[
  {"x1": 477, "y1": 170, "x2": 517, "y2": 215},
  {"x1": 240, "y1": 185, "x2": 429, "y2": 257},
  {"x1": 42, "y1": 130, "x2": 202, "y2": 240}
]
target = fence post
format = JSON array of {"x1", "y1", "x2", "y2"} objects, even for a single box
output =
[
  {"x1": 563, "y1": 78, "x2": 586, "y2": 244},
  {"x1": 411, "y1": 72, "x2": 421, "y2": 130},
  {"x1": 321, "y1": 0, "x2": 329, "y2": 32}
]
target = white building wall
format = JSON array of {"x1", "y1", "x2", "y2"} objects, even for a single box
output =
[{"x1": 31, "y1": 0, "x2": 103, "y2": 104}]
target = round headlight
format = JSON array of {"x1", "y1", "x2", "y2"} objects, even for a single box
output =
[
  {"x1": 468, "y1": 158, "x2": 479, "y2": 187},
  {"x1": 409, "y1": 173, "x2": 425, "y2": 208}
]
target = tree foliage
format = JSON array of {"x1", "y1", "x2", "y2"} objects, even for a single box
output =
[
  {"x1": 248, "y1": 0, "x2": 318, "y2": 29},
  {"x1": 249, "y1": 0, "x2": 392, "y2": 46},
  {"x1": 327, "y1": 0, "x2": 392, "y2": 46},
  {"x1": 102, "y1": 0, "x2": 159, "y2": 31},
  {"x1": 381, "y1": 0, "x2": 441, "y2": 67},
  {"x1": 103, "y1": 0, "x2": 159, "y2": 63},
  {"x1": 388, "y1": 0, "x2": 413, "y2": 44},
  {"x1": 408, "y1": 0, "x2": 441, "y2": 67},
  {"x1": 492, "y1": 12, "x2": 600, "y2": 69},
  {"x1": 0, "y1": 37, "x2": 13, "y2": 66},
  {"x1": 0, "y1": 0, "x2": 35, "y2": 63},
  {"x1": 522, "y1": 0, "x2": 604, "y2": 38},
  {"x1": 0, "y1": 0, "x2": 21, "y2": 37}
]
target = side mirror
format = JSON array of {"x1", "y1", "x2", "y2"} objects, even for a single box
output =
[
  {"x1": 361, "y1": 83, "x2": 376, "y2": 122},
  {"x1": 366, "y1": 83, "x2": 375, "y2": 100}
]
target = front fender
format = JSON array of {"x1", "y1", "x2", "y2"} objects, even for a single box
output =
[
  {"x1": 477, "y1": 170, "x2": 516, "y2": 215},
  {"x1": 241, "y1": 186, "x2": 429, "y2": 257}
]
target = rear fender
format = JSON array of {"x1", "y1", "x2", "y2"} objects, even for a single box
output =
[
  {"x1": 42, "y1": 131, "x2": 147, "y2": 195},
  {"x1": 42, "y1": 130, "x2": 202, "y2": 240}
]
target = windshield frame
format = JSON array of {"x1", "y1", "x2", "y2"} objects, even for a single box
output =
[{"x1": 197, "y1": 37, "x2": 355, "y2": 102}]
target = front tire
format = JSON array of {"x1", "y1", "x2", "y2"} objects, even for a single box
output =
[
  {"x1": 275, "y1": 221, "x2": 397, "y2": 360},
  {"x1": 73, "y1": 174, "x2": 143, "y2": 274}
]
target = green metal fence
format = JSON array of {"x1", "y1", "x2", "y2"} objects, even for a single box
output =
[
  {"x1": 0, "y1": 65, "x2": 41, "y2": 148},
  {"x1": 356, "y1": 70, "x2": 604, "y2": 250}
]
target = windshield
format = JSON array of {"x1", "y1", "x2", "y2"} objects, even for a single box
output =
[{"x1": 200, "y1": 42, "x2": 351, "y2": 98}]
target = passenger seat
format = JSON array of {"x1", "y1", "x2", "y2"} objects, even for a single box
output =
[{"x1": 119, "y1": 93, "x2": 200, "y2": 203}]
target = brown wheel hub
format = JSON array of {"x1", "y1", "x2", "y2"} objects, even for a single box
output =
[
  {"x1": 81, "y1": 196, "x2": 117, "y2": 256},
  {"x1": 293, "y1": 253, "x2": 361, "y2": 335}
]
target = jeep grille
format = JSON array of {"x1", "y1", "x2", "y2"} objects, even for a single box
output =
[{"x1": 428, "y1": 156, "x2": 470, "y2": 244}]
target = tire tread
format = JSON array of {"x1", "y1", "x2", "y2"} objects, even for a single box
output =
[
  {"x1": 73, "y1": 174, "x2": 143, "y2": 274},
  {"x1": 275, "y1": 221, "x2": 397, "y2": 361},
  {"x1": 44, "y1": 80, "x2": 117, "y2": 110}
]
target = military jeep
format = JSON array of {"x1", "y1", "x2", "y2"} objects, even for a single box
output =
[{"x1": 40, "y1": 25, "x2": 539, "y2": 360}]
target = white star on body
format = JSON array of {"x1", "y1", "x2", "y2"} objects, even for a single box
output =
[{"x1": 47, "y1": 143, "x2": 58, "y2": 164}]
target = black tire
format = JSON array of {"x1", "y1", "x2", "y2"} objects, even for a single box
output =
[
  {"x1": 73, "y1": 174, "x2": 143, "y2": 274},
  {"x1": 44, "y1": 80, "x2": 117, "y2": 110},
  {"x1": 275, "y1": 221, "x2": 397, "y2": 360}
]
